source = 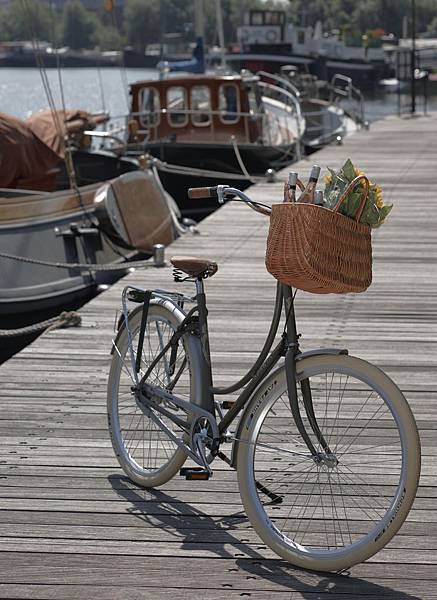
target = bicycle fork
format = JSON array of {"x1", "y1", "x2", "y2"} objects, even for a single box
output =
[
  {"x1": 284, "y1": 349, "x2": 332, "y2": 458},
  {"x1": 282, "y1": 284, "x2": 333, "y2": 460}
]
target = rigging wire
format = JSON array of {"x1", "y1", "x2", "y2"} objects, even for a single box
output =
[
  {"x1": 21, "y1": 0, "x2": 94, "y2": 227},
  {"x1": 109, "y1": 2, "x2": 130, "y2": 113},
  {"x1": 96, "y1": 66, "x2": 107, "y2": 114}
]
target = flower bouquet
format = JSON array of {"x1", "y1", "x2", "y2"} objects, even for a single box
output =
[{"x1": 323, "y1": 158, "x2": 392, "y2": 228}]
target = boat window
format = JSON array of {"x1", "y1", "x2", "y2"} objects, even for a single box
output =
[
  {"x1": 219, "y1": 84, "x2": 240, "y2": 124},
  {"x1": 139, "y1": 87, "x2": 160, "y2": 127},
  {"x1": 251, "y1": 11, "x2": 264, "y2": 25},
  {"x1": 190, "y1": 86, "x2": 211, "y2": 126},
  {"x1": 264, "y1": 11, "x2": 285, "y2": 25},
  {"x1": 167, "y1": 86, "x2": 188, "y2": 127}
]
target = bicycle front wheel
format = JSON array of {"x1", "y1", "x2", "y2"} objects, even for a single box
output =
[
  {"x1": 237, "y1": 354, "x2": 420, "y2": 572},
  {"x1": 107, "y1": 300, "x2": 198, "y2": 488}
]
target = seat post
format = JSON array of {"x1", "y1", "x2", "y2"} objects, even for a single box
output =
[
  {"x1": 196, "y1": 277, "x2": 210, "y2": 363},
  {"x1": 195, "y1": 278, "x2": 205, "y2": 296},
  {"x1": 195, "y1": 276, "x2": 215, "y2": 413}
]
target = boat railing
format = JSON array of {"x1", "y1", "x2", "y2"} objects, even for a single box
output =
[
  {"x1": 122, "y1": 106, "x2": 300, "y2": 150},
  {"x1": 256, "y1": 70, "x2": 301, "y2": 99},
  {"x1": 329, "y1": 73, "x2": 367, "y2": 127},
  {"x1": 256, "y1": 80, "x2": 304, "y2": 158}
]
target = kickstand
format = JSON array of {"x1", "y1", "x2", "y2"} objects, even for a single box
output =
[{"x1": 216, "y1": 451, "x2": 283, "y2": 504}]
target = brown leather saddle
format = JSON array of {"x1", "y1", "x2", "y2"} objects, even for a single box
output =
[{"x1": 170, "y1": 256, "x2": 218, "y2": 279}]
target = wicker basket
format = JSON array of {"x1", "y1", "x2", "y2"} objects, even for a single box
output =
[{"x1": 265, "y1": 175, "x2": 372, "y2": 294}]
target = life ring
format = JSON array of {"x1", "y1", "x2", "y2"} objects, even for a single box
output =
[{"x1": 265, "y1": 29, "x2": 279, "y2": 43}]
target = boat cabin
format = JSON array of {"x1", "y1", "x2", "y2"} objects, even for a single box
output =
[{"x1": 129, "y1": 74, "x2": 266, "y2": 146}]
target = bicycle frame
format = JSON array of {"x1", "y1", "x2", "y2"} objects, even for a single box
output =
[{"x1": 126, "y1": 271, "x2": 347, "y2": 468}]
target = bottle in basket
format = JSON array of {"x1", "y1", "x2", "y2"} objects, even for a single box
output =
[
  {"x1": 314, "y1": 189, "x2": 324, "y2": 206},
  {"x1": 284, "y1": 171, "x2": 298, "y2": 203},
  {"x1": 297, "y1": 165, "x2": 321, "y2": 203}
]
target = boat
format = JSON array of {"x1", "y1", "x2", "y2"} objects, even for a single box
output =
[
  {"x1": 229, "y1": 9, "x2": 392, "y2": 89},
  {"x1": 0, "y1": 110, "x2": 180, "y2": 360},
  {"x1": 269, "y1": 67, "x2": 367, "y2": 151},
  {"x1": 0, "y1": 41, "x2": 120, "y2": 68},
  {"x1": 378, "y1": 77, "x2": 408, "y2": 92},
  {"x1": 126, "y1": 71, "x2": 305, "y2": 217}
]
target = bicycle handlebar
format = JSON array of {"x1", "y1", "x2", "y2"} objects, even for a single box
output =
[
  {"x1": 187, "y1": 186, "x2": 219, "y2": 200},
  {"x1": 187, "y1": 185, "x2": 271, "y2": 216}
]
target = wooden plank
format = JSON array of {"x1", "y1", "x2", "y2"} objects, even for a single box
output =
[{"x1": 0, "y1": 113, "x2": 436, "y2": 598}]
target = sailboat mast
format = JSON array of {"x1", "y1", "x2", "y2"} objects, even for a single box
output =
[
  {"x1": 215, "y1": 0, "x2": 226, "y2": 68},
  {"x1": 194, "y1": 0, "x2": 204, "y2": 39}
]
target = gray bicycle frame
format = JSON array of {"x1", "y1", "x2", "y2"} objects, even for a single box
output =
[
  {"x1": 132, "y1": 185, "x2": 347, "y2": 461},
  {"x1": 136, "y1": 273, "x2": 347, "y2": 461}
]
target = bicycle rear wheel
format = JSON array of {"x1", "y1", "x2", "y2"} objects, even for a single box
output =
[
  {"x1": 107, "y1": 300, "x2": 197, "y2": 488},
  {"x1": 237, "y1": 354, "x2": 420, "y2": 572}
]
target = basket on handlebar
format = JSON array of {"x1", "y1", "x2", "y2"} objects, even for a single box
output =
[{"x1": 265, "y1": 175, "x2": 372, "y2": 294}]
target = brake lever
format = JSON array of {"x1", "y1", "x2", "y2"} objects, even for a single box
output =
[{"x1": 217, "y1": 185, "x2": 230, "y2": 204}]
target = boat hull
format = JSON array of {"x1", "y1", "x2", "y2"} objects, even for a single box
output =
[
  {"x1": 144, "y1": 141, "x2": 296, "y2": 217},
  {"x1": 225, "y1": 53, "x2": 391, "y2": 89},
  {"x1": 0, "y1": 189, "x2": 137, "y2": 316}
]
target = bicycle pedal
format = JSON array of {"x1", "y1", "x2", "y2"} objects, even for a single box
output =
[
  {"x1": 221, "y1": 400, "x2": 236, "y2": 410},
  {"x1": 179, "y1": 467, "x2": 211, "y2": 480}
]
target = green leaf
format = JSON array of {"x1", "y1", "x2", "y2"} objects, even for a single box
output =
[
  {"x1": 359, "y1": 199, "x2": 381, "y2": 227},
  {"x1": 376, "y1": 204, "x2": 393, "y2": 225},
  {"x1": 339, "y1": 188, "x2": 363, "y2": 218},
  {"x1": 322, "y1": 159, "x2": 392, "y2": 228},
  {"x1": 341, "y1": 158, "x2": 357, "y2": 182},
  {"x1": 325, "y1": 189, "x2": 341, "y2": 209}
]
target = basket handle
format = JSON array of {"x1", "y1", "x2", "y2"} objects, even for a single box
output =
[{"x1": 333, "y1": 175, "x2": 370, "y2": 223}]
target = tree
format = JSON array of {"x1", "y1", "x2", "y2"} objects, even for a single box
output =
[
  {"x1": 124, "y1": 0, "x2": 268, "y2": 52},
  {"x1": 288, "y1": 0, "x2": 437, "y2": 38},
  {"x1": 96, "y1": 24, "x2": 124, "y2": 51},
  {"x1": 0, "y1": 0, "x2": 53, "y2": 42},
  {"x1": 61, "y1": 1, "x2": 98, "y2": 49},
  {"x1": 124, "y1": 0, "x2": 162, "y2": 49}
]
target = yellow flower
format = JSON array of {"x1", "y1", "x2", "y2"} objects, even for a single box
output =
[
  {"x1": 372, "y1": 184, "x2": 384, "y2": 208},
  {"x1": 323, "y1": 174, "x2": 332, "y2": 185},
  {"x1": 355, "y1": 166, "x2": 374, "y2": 186}
]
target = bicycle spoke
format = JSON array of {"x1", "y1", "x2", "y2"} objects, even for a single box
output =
[
  {"x1": 110, "y1": 308, "x2": 192, "y2": 482},
  {"x1": 245, "y1": 360, "x2": 409, "y2": 559}
]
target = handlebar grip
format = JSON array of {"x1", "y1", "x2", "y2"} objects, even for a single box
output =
[{"x1": 187, "y1": 186, "x2": 219, "y2": 200}]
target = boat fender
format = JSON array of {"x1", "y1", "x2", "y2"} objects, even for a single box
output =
[{"x1": 93, "y1": 170, "x2": 175, "y2": 253}]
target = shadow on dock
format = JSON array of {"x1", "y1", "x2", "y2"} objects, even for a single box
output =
[{"x1": 108, "y1": 474, "x2": 421, "y2": 599}]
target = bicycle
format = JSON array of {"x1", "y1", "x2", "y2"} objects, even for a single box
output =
[{"x1": 107, "y1": 184, "x2": 421, "y2": 572}]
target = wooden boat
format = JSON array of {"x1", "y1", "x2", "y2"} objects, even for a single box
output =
[
  {"x1": 0, "y1": 110, "x2": 178, "y2": 358},
  {"x1": 127, "y1": 72, "x2": 305, "y2": 217}
]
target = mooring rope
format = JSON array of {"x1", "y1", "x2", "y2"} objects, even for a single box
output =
[
  {"x1": 0, "y1": 311, "x2": 81, "y2": 338},
  {"x1": 0, "y1": 250, "x2": 155, "y2": 271}
]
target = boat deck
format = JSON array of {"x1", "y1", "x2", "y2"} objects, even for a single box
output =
[{"x1": 1, "y1": 113, "x2": 436, "y2": 599}]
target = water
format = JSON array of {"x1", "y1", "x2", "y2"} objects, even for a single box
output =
[
  {"x1": 0, "y1": 67, "x2": 158, "y2": 119},
  {"x1": 1, "y1": 67, "x2": 436, "y2": 122}
]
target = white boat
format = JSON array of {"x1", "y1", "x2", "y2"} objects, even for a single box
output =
[{"x1": 0, "y1": 110, "x2": 179, "y2": 356}]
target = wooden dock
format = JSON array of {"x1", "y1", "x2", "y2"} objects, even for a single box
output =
[{"x1": 1, "y1": 114, "x2": 436, "y2": 599}]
